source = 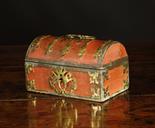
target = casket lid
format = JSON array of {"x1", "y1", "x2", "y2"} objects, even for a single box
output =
[{"x1": 25, "y1": 34, "x2": 128, "y2": 69}]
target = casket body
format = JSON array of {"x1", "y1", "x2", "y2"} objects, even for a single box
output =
[{"x1": 25, "y1": 34, "x2": 129, "y2": 102}]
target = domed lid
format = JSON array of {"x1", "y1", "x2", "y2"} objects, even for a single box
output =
[{"x1": 25, "y1": 34, "x2": 128, "y2": 69}]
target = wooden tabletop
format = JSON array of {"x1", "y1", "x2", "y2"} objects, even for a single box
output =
[
  {"x1": 0, "y1": 42, "x2": 155, "y2": 128},
  {"x1": 1, "y1": 91, "x2": 155, "y2": 128}
]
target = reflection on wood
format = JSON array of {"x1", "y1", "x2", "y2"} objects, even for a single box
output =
[
  {"x1": 50, "y1": 99, "x2": 78, "y2": 128},
  {"x1": 1, "y1": 91, "x2": 155, "y2": 127},
  {"x1": 91, "y1": 104, "x2": 103, "y2": 128},
  {"x1": 26, "y1": 92, "x2": 130, "y2": 128}
]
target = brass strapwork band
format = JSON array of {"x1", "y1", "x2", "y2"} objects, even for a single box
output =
[
  {"x1": 30, "y1": 35, "x2": 50, "y2": 49},
  {"x1": 98, "y1": 40, "x2": 115, "y2": 65},
  {"x1": 78, "y1": 40, "x2": 91, "y2": 58},
  {"x1": 26, "y1": 35, "x2": 51, "y2": 57},
  {"x1": 66, "y1": 35, "x2": 95, "y2": 58},
  {"x1": 29, "y1": 36, "x2": 41, "y2": 50},
  {"x1": 61, "y1": 40, "x2": 72, "y2": 56},
  {"x1": 65, "y1": 34, "x2": 96, "y2": 40},
  {"x1": 45, "y1": 37, "x2": 60, "y2": 55},
  {"x1": 103, "y1": 56, "x2": 129, "y2": 70},
  {"x1": 94, "y1": 43, "x2": 106, "y2": 62}
]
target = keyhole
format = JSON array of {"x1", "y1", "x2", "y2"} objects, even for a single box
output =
[{"x1": 59, "y1": 74, "x2": 63, "y2": 81}]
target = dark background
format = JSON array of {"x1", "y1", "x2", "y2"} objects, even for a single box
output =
[
  {"x1": 0, "y1": 0, "x2": 154, "y2": 44},
  {"x1": 0, "y1": 0, "x2": 155, "y2": 95}
]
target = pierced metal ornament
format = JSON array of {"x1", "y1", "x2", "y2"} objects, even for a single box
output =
[
  {"x1": 49, "y1": 67, "x2": 77, "y2": 95},
  {"x1": 27, "y1": 80, "x2": 36, "y2": 90},
  {"x1": 88, "y1": 71, "x2": 100, "y2": 99},
  {"x1": 103, "y1": 86, "x2": 110, "y2": 98},
  {"x1": 25, "y1": 63, "x2": 34, "y2": 74}
]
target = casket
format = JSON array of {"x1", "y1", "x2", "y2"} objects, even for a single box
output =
[{"x1": 25, "y1": 34, "x2": 129, "y2": 102}]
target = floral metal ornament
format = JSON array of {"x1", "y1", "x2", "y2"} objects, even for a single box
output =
[
  {"x1": 123, "y1": 78, "x2": 129, "y2": 89},
  {"x1": 102, "y1": 70, "x2": 110, "y2": 98},
  {"x1": 103, "y1": 86, "x2": 110, "y2": 98},
  {"x1": 25, "y1": 63, "x2": 36, "y2": 91},
  {"x1": 88, "y1": 71, "x2": 100, "y2": 99},
  {"x1": 123, "y1": 62, "x2": 129, "y2": 74},
  {"x1": 103, "y1": 70, "x2": 109, "y2": 81},
  {"x1": 49, "y1": 67, "x2": 77, "y2": 95},
  {"x1": 27, "y1": 80, "x2": 36, "y2": 90},
  {"x1": 122, "y1": 62, "x2": 129, "y2": 89},
  {"x1": 25, "y1": 63, "x2": 34, "y2": 74},
  {"x1": 89, "y1": 72, "x2": 99, "y2": 85}
]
